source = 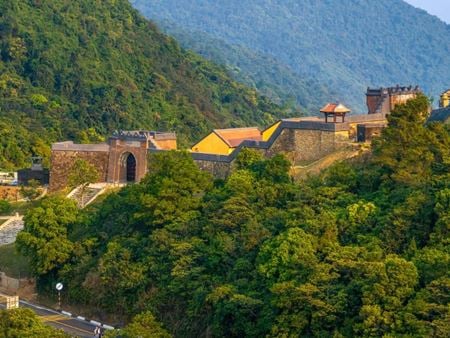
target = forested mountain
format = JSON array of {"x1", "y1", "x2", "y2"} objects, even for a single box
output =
[
  {"x1": 0, "y1": 0, "x2": 285, "y2": 170},
  {"x1": 152, "y1": 21, "x2": 337, "y2": 113},
  {"x1": 132, "y1": 0, "x2": 450, "y2": 112},
  {"x1": 17, "y1": 97, "x2": 450, "y2": 336}
]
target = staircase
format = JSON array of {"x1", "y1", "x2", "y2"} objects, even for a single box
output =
[{"x1": 67, "y1": 183, "x2": 108, "y2": 208}]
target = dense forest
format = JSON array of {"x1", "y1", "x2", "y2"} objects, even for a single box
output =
[
  {"x1": 141, "y1": 20, "x2": 336, "y2": 113},
  {"x1": 132, "y1": 0, "x2": 450, "y2": 112},
  {"x1": 0, "y1": 0, "x2": 287, "y2": 170},
  {"x1": 17, "y1": 96, "x2": 450, "y2": 337}
]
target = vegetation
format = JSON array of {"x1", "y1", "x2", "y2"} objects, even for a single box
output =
[
  {"x1": 17, "y1": 97, "x2": 450, "y2": 336},
  {"x1": 0, "y1": 199, "x2": 12, "y2": 215},
  {"x1": 132, "y1": 0, "x2": 450, "y2": 111},
  {"x1": 106, "y1": 311, "x2": 172, "y2": 338},
  {"x1": 0, "y1": 0, "x2": 287, "y2": 170},
  {"x1": 0, "y1": 308, "x2": 69, "y2": 337},
  {"x1": 0, "y1": 243, "x2": 31, "y2": 278},
  {"x1": 148, "y1": 22, "x2": 334, "y2": 114},
  {"x1": 20, "y1": 179, "x2": 41, "y2": 201}
]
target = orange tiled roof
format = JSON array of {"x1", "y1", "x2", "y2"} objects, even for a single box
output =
[
  {"x1": 214, "y1": 127, "x2": 262, "y2": 147},
  {"x1": 320, "y1": 103, "x2": 351, "y2": 114}
]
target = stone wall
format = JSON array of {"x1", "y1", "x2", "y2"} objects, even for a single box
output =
[
  {"x1": 49, "y1": 150, "x2": 110, "y2": 191},
  {"x1": 193, "y1": 159, "x2": 233, "y2": 179},
  {"x1": 266, "y1": 128, "x2": 343, "y2": 164}
]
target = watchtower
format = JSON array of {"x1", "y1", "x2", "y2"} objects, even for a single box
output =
[{"x1": 320, "y1": 103, "x2": 351, "y2": 123}]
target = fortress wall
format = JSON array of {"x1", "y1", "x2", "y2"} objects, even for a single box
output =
[
  {"x1": 266, "y1": 128, "x2": 346, "y2": 164},
  {"x1": 49, "y1": 150, "x2": 110, "y2": 192},
  {"x1": 193, "y1": 159, "x2": 232, "y2": 179}
]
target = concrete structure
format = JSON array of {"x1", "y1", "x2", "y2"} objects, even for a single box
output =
[
  {"x1": 366, "y1": 85, "x2": 421, "y2": 115},
  {"x1": 50, "y1": 131, "x2": 176, "y2": 191}
]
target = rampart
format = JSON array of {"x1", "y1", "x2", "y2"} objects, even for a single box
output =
[{"x1": 50, "y1": 142, "x2": 110, "y2": 191}]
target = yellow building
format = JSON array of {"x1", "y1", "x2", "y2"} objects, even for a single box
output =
[
  {"x1": 440, "y1": 89, "x2": 450, "y2": 108},
  {"x1": 262, "y1": 121, "x2": 281, "y2": 141},
  {"x1": 191, "y1": 127, "x2": 262, "y2": 155}
]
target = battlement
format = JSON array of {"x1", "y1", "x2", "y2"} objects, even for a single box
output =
[
  {"x1": 110, "y1": 130, "x2": 177, "y2": 141},
  {"x1": 366, "y1": 85, "x2": 421, "y2": 115},
  {"x1": 367, "y1": 85, "x2": 420, "y2": 96}
]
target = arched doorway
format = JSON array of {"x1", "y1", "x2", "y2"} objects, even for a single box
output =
[
  {"x1": 125, "y1": 153, "x2": 136, "y2": 182},
  {"x1": 118, "y1": 152, "x2": 137, "y2": 183}
]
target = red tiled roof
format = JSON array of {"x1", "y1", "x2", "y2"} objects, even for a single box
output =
[
  {"x1": 214, "y1": 127, "x2": 262, "y2": 147},
  {"x1": 320, "y1": 103, "x2": 351, "y2": 114}
]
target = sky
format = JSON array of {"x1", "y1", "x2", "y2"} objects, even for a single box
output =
[{"x1": 404, "y1": 0, "x2": 450, "y2": 24}]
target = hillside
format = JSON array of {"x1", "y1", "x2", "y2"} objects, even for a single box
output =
[
  {"x1": 0, "y1": 0, "x2": 285, "y2": 170},
  {"x1": 149, "y1": 20, "x2": 337, "y2": 113},
  {"x1": 132, "y1": 0, "x2": 450, "y2": 112},
  {"x1": 17, "y1": 96, "x2": 450, "y2": 337}
]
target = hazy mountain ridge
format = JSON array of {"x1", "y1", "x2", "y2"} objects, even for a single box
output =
[{"x1": 132, "y1": 0, "x2": 450, "y2": 111}]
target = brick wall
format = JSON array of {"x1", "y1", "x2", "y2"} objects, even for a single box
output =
[{"x1": 49, "y1": 150, "x2": 110, "y2": 192}]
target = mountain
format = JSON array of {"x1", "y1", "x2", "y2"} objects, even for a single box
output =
[
  {"x1": 151, "y1": 20, "x2": 337, "y2": 113},
  {"x1": 0, "y1": 0, "x2": 285, "y2": 170},
  {"x1": 131, "y1": 0, "x2": 450, "y2": 112}
]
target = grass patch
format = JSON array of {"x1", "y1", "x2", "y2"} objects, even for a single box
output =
[
  {"x1": 7, "y1": 201, "x2": 37, "y2": 216},
  {"x1": 0, "y1": 219, "x2": 6, "y2": 226},
  {"x1": 0, "y1": 243, "x2": 31, "y2": 278}
]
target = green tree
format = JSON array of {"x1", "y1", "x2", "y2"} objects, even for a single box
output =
[
  {"x1": 20, "y1": 179, "x2": 41, "y2": 201},
  {"x1": 0, "y1": 308, "x2": 69, "y2": 337},
  {"x1": 0, "y1": 199, "x2": 12, "y2": 215},
  {"x1": 16, "y1": 196, "x2": 77, "y2": 275},
  {"x1": 372, "y1": 95, "x2": 437, "y2": 186},
  {"x1": 106, "y1": 311, "x2": 172, "y2": 338},
  {"x1": 68, "y1": 159, "x2": 100, "y2": 207}
]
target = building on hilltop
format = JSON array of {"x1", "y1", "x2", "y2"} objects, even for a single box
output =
[
  {"x1": 191, "y1": 127, "x2": 262, "y2": 155},
  {"x1": 366, "y1": 85, "x2": 421, "y2": 115},
  {"x1": 50, "y1": 85, "x2": 423, "y2": 189},
  {"x1": 50, "y1": 130, "x2": 177, "y2": 191},
  {"x1": 428, "y1": 89, "x2": 450, "y2": 124},
  {"x1": 439, "y1": 89, "x2": 450, "y2": 108}
]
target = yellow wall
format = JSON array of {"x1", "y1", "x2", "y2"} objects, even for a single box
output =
[
  {"x1": 440, "y1": 91, "x2": 450, "y2": 108},
  {"x1": 262, "y1": 121, "x2": 281, "y2": 141},
  {"x1": 191, "y1": 132, "x2": 232, "y2": 155}
]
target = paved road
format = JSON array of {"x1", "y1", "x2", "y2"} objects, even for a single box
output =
[{"x1": 0, "y1": 300, "x2": 97, "y2": 337}]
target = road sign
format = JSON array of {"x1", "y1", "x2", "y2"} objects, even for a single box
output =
[{"x1": 56, "y1": 283, "x2": 63, "y2": 291}]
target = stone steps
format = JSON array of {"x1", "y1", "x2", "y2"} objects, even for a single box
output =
[{"x1": 0, "y1": 216, "x2": 24, "y2": 246}]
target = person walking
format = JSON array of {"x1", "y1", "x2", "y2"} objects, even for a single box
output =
[{"x1": 93, "y1": 324, "x2": 104, "y2": 337}]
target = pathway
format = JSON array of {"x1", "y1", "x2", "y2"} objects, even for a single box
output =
[{"x1": 0, "y1": 215, "x2": 24, "y2": 246}]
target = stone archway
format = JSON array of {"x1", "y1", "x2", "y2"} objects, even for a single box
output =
[
  {"x1": 126, "y1": 153, "x2": 136, "y2": 182},
  {"x1": 119, "y1": 152, "x2": 137, "y2": 183}
]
